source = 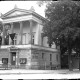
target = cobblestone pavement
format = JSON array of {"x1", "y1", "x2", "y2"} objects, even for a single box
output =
[{"x1": 0, "y1": 69, "x2": 80, "y2": 79}]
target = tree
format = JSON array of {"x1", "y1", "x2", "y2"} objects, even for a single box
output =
[
  {"x1": 0, "y1": 18, "x2": 3, "y2": 45},
  {"x1": 37, "y1": 0, "x2": 80, "y2": 7},
  {"x1": 43, "y1": 1, "x2": 80, "y2": 71}
]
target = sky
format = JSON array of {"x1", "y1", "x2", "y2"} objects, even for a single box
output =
[{"x1": 0, "y1": 1, "x2": 46, "y2": 17}]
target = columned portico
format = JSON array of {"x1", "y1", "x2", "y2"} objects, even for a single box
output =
[{"x1": 2, "y1": 20, "x2": 34, "y2": 45}]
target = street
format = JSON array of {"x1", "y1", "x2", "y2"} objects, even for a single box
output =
[{"x1": 0, "y1": 69, "x2": 80, "y2": 79}]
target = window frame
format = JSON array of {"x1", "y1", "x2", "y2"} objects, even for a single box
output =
[
  {"x1": 42, "y1": 53, "x2": 44, "y2": 59},
  {"x1": 13, "y1": 34, "x2": 17, "y2": 45},
  {"x1": 2, "y1": 58, "x2": 8, "y2": 64},
  {"x1": 56, "y1": 54, "x2": 58, "y2": 62},
  {"x1": 20, "y1": 58, "x2": 27, "y2": 64},
  {"x1": 32, "y1": 32, "x2": 35, "y2": 44},
  {"x1": 50, "y1": 54, "x2": 52, "y2": 61}
]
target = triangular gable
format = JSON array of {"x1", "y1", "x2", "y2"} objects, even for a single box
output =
[
  {"x1": 1, "y1": 7, "x2": 46, "y2": 22},
  {"x1": 6, "y1": 10, "x2": 27, "y2": 17},
  {"x1": 2, "y1": 8, "x2": 32, "y2": 18}
]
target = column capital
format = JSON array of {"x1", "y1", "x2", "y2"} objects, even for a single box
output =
[
  {"x1": 10, "y1": 22, "x2": 13, "y2": 25},
  {"x1": 19, "y1": 21, "x2": 22, "y2": 24}
]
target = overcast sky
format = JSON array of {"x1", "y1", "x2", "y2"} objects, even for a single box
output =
[{"x1": 0, "y1": 1, "x2": 46, "y2": 17}]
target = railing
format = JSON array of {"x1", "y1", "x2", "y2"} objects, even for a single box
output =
[
  {"x1": 0, "y1": 63, "x2": 60, "y2": 70},
  {"x1": 0, "y1": 64, "x2": 12, "y2": 70}
]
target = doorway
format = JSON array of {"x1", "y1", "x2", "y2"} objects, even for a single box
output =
[
  {"x1": 61, "y1": 55, "x2": 68, "y2": 69},
  {"x1": 11, "y1": 52, "x2": 16, "y2": 66}
]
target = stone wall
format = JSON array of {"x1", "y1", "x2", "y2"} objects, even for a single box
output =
[
  {"x1": 30, "y1": 49, "x2": 60, "y2": 70},
  {"x1": 0, "y1": 49, "x2": 9, "y2": 65},
  {"x1": 0, "y1": 48, "x2": 60, "y2": 70},
  {"x1": 19, "y1": 49, "x2": 31, "y2": 69}
]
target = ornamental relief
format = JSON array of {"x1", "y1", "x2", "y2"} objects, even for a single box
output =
[{"x1": 5, "y1": 24, "x2": 11, "y2": 30}]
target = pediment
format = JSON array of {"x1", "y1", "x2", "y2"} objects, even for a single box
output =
[
  {"x1": 2, "y1": 8, "x2": 31, "y2": 18},
  {"x1": 7, "y1": 11, "x2": 27, "y2": 17}
]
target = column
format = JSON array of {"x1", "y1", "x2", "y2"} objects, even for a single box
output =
[
  {"x1": 35, "y1": 23, "x2": 39, "y2": 45},
  {"x1": 16, "y1": 51, "x2": 19, "y2": 68},
  {"x1": 10, "y1": 23, "x2": 13, "y2": 33},
  {"x1": 8, "y1": 49, "x2": 11, "y2": 67},
  {"x1": 9, "y1": 23, "x2": 13, "y2": 45},
  {"x1": 41, "y1": 33, "x2": 44, "y2": 46},
  {"x1": 8, "y1": 53, "x2": 11, "y2": 67},
  {"x1": 37, "y1": 24, "x2": 41, "y2": 45},
  {"x1": 16, "y1": 52, "x2": 17, "y2": 68},
  {"x1": 19, "y1": 21, "x2": 23, "y2": 45},
  {"x1": 29, "y1": 20, "x2": 33, "y2": 44},
  {"x1": 2, "y1": 24, "x2": 5, "y2": 45}
]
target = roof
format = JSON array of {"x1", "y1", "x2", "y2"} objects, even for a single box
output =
[{"x1": 1, "y1": 7, "x2": 46, "y2": 22}]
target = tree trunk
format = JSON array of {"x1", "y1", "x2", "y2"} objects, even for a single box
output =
[
  {"x1": 79, "y1": 54, "x2": 80, "y2": 70},
  {"x1": 49, "y1": 44, "x2": 52, "y2": 48},
  {"x1": 68, "y1": 49, "x2": 73, "y2": 71}
]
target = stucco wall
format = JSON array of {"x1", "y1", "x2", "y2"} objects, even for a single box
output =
[{"x1": 31, "y1": 49, "x2": 60, "y2": 70}]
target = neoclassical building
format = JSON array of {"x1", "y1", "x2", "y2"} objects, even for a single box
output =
[{"x1": 0, "y1": 6, "x2": 60, "y2": 69}]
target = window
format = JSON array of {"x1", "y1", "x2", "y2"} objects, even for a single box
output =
[
  {"x1": 13, "y1": 34, "x2": 17, "y2": 45},
  {"x1": 56, "y1": 54, "x2": 58, "y2": 62},
  {"x1": 32, "y1": 53, "x2": 38, "y2": 59},
  {"x1": 20, "y1": 58, "x2": 27, "y2": 64},
  {"x1": 50, "y1": 54, "x2": 52, "y2": 61},
  {"x1": 42, "y1": 53, "x2": 44, "y2": 59},
  {"x1": 50, "y1": 62, "x2": 52, "y2": 66},
  {"x1": 0, "y1": 36, "x2": 2, "y2": 45},
  {"x1": 22, "y1": 33, "x2": 26, "y2": 44},
  {"x1": 32, "y1": 32, "x2": 35, "y2": 44},
  {"x1": 2, "y1": 58, "x2": 8, "y2": 64}
]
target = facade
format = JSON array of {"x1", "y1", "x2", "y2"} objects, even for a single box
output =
[{"x1": 0, "y1": 6, "x2": 60, "y2": 70}]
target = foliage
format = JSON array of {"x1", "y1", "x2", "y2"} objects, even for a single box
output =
[
  {"x1": 0, "y1": 21, "x2": 3, "y2": 32},
  {"x1": 37, "y1": 0, "x2": 80, "y2": 7},
  {"x1": 43, "y1": 1, "x2": 80, "y2": 70}
]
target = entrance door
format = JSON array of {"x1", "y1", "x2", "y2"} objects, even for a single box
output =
[{"x1": 11, "y1": 52, "x2": 16, "y2": 65}]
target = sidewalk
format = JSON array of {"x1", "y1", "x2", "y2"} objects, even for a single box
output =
[
  {"x1": 0, "y1": 69, "x2": 79, "y2": 74},
  {"x1": 0, "y1": 69, "x2": 80, "y2": 79}
]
